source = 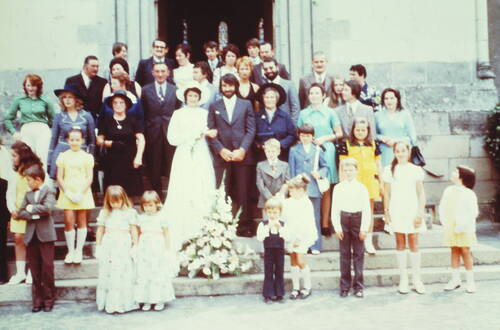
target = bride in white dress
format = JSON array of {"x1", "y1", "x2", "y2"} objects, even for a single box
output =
[{"x1": 162, "y1": 86, "x2": 217, "y2": 251}]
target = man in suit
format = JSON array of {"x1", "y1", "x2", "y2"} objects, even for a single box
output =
[
  {"x1": 203, "y1": 41, "x2": 222, "y2": 83},
  {"x1": 299, "y1": 51, "x2": 333, "y2": 109},
  {"x1": 252, "y1": 42, "x2": 290, "y2": 86},
  {"x1": 193, "y1": 61, "x2": 218, "y2": 110},
  {"x1": 336, "y1": 80, "x2": 376, "y2": 138},
  {"x1": 135, "y1": 39, "x2": 175, "y2": 87},
  {"x1": 349, "y1": 64, "x2": 379, "y2": 110},
  {"x1": 246, "y1": 38, "x2": 261, "y2": 66},
  {"x1": 15, "y1": 165, "x2": 57, "y2": 313},
  {"x1": 207, "y1": 74, "x2": 256, "y2": 237},
  {"x1": 262, "y1": 58, "x2": 300, "y2": 123},
  {"x1": 64, "y1": 55, "x2": 107, "y2": 120},
  {"x1": 141, "y1": 62, "x2": 181, "y2": 198}
]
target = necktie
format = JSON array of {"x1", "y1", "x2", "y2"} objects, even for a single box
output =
[{"x1": 159, "y1": 85, "x2": 165, "y2": 101}]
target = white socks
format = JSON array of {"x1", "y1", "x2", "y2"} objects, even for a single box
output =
[
  {"x1": 466, "y1": 270, "x2": 476, "y2": 293},
  {"x1": 396, "y1": 250, "x2": 409, "y2": 293},
  {"x1": 410, "y1": 251, "x2": 425, "y2": 294},
  {"x1": 76, "y1": 228, "x2": 87, "y2": 255},
  {"x1": 15, "y1": 261, "x2": 26, "y2": 276},
  {"x1": 364, "y1": 233, "x2": 376, "y2": 254},
  {"x1": 291, "y1": 266, "x2": 300, "y2": 290},
  {"x1": 445, "y1": 268, "x2": 461, "y2": 291},
  {"x1": 64, "y1": 230, "x2": 76, "y2": 255},
  {"x1": 301, "y1": 266, "x2": 311, "y2": 290}
]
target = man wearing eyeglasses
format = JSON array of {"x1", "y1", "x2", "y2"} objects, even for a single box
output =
[{"x1": 135, "y1": 39, "x2": 175, "y2": 87}]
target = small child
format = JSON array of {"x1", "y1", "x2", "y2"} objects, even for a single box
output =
[
  {"x1": 439, "y1": 165, "x2": 478, "y2": 293},
  {"x1": 331, "y1": 158, "x2": 371, "y2": 298},
  {"x1": 55, "y1": 128, "x2": 95, "y2": 264},
  {"x1": 338, "y1": 117, "x2": 383, "y2": 254},
  {"x1": 383, "y1": 141, "x2": 426, "y2": 294},
  {"x1": 256, "y1": 138, "x2": 289, "y2": 214},
  {"x1": 95, "y1": 185, "x2": 139, "y2": 314},
  {"x1": 15, "y1": 165, "x2": 57, "y2": 312},
  {"x1": 288, "y1": 124, "x2": 328, "y2": 255},
  {"x1": 282, "y1": 174, "x2": 318, "y2": 300},
  {"x1": 135, "y1": 191, "x2": 176, "y2": 311},
  {"x1": 256, "y1": 197, "x2": 289, "y2": 303}
]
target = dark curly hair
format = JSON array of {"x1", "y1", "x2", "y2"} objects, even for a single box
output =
[{"x1": 10, "y1": 141, "x2": 43, "y2": 175}]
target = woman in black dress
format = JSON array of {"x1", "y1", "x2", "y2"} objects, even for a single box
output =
[
  {"x1": 236, "y1": 56, "x2": 260, "y2": 110},
  {"x1": 97, "y1": 91, "x2": 145, "y2": 197}
]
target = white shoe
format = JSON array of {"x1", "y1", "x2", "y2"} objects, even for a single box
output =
[
  {"x1": 466, "y1": 281, "x2": 476, "y2": 293},
  {"x1": 142, "y1": 303, "x2": 151, "y2": 311},
  {"x1": 311, "y1": 250, "x2": 320, "y2": 255},
  {"x1": 73, "y1": 251, "x2": 83, "y2": 264},
  {"x1": 413, "y1": 280, "x2": 426, "y2": 294},
  {"x1": 444, "y1": 279, "x2": 461, "y2": 291},
  {"x1": 154, "y1": 303, "x2": 165, "y2": 311},
  {"x1": 7, "y1": 273, "x2": 26, "y2": 285},
  {"x1": 398, "y1": 274, "x2": 409, "y2": 294},
  {"x1": 364, "y1": 242, "x2": 376, "y2": 255},
  {"x1": 25, "y1": 271, "x2": 32, "y2": 285},
  {"x1": 64, "y1": 252, "x2": 74, "y2": 264}
]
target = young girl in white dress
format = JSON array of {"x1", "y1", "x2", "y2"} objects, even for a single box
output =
[
  {"x1": 439, "y1": 166, "x2": 478, "y2": 293},
  {"x1": 383, "y1": 141, "x2": 427, "y2": 294},
  {"x1": 135, "y1": 191, "x2": 176, "y2": 311},
  {"x1": 282, "y1": 174, "x2": 318, "y2": 300},
  {"x1": 95, "y1": 185, "x2": 139, "y2": 314}
]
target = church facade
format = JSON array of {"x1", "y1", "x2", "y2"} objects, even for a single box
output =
[{"x1": 0, "y1": 0, "x2": 498, "y2": 207}]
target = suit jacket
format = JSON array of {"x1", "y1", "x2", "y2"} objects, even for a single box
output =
[
  {"x1": 17, "y1": 186, "x2": 57, "y2": 244},
  {"x1": 288, "y1": 144, "x2": 328, "y2": 198},
  {"x1": 200, "y1": 82, "x2": 219, "y2": 110},
  {"x1": 298, "y1": 73, "x2": 334, "y2": 109},
  {"x1": 207, "y1": 97, "x2": 256, "y2": 165},
  {"x1": 256, "y1": 160, "x2": 289, "y2": 208},
  {"x1": 65, "y1": 74, "x2": 107, "y2": 118},
  {"x1": 135, "y1": 57, "x2": 175, "y2": 87},
  {"x1": 254, "y1": 109, "x2": 296, "y2": 162},
  {"x1": 275, "y1": 78, "x2": 300, "y2": 123},
  {"x1": 336, "y1": 101, "x2": 376, "y2": 138},
  {"x1": 207, "y1": 58, "x2": 223, "y2": 83},
  {"x1": 252, "y1": 62, "x2": 290, "y2": 86},
  {"x1": 141, "y1": 82, "x2": 180, "y2": 141}
]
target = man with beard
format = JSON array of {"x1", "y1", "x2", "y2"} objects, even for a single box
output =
[
  {"x1": 207, "y1": 74, "x2": 256, "y2": 237},
  {"x1": 262, "y1": 58, "x2": 300, "y2": 123},
  {"x1": 252, "y1": 42, "x2": 290, "y2": 86}
]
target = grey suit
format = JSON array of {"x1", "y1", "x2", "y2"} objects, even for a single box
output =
[
  {"x1": 336, "y1": 102, "x2": 376, "y2": 138},
  {"x1": 256, "y1": 160, "x2": 289, "y2": 208},
  {"x1": 298, "y1": 73, "x2": 334, "y2": 109},
  {"x1": 275, "y1": 78, "x2": 300, "y2": 123}
]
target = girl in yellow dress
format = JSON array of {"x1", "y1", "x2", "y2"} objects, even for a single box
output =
[
  {"x1": 439, "y1": 165, "x2": 478, "y2": 293},
  {"x1": 56, "y1": 128, "x2": 95, "y2": 264},
  {"x1": 7, "y1": 142, "x2": 43, "y2": 284},
  {"x1": 338, "y1": 117, "x2": 383, "y2": 254}
]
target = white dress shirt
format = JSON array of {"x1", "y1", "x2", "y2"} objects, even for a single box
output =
[
  {"x1": 223, "y1": 95, "x2": 237, "y2": 122},
  {"x1": 153, "y1": 56, "x2": 166, "y2": 64},
  {"x1": 347, "y1": 100, "x2": 361, "y2": 115},
  {"x1": 331, "y1": 179, "x2": 371, "y2": 233},
  {"x1": 314, "y1": 72, "x2": 326, "y2": 84},
  {"x1": 208, "y1": 58, "x2": 219, "y2": 71},
  {"x1": 155, "y1": 81, "x2": 167, "y2": 100},
  {"x1": 265, "y1": 109, "x2": 276, "y2": 122},
  {"x1": 27, "y1": 186, "x2": 44, "y2": 219},
  {"x1": 81, "y1": 72, "x2": 91, "y2": 89}
]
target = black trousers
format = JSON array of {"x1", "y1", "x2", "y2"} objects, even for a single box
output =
[
  {"x1": 339, "y1": 211, "x2": 365, "y2": 291},
  {"x1": 0, "y1": 178, "x2": 9, "y2": 282},
  {"x1": 263, "y1": 248, "x2": 285, "y2": 298},
  {"x1": 214, "y1": 162, "x2": 253, "y2": 230},
  {"x1": 145, "y1": 134, "x2": 175, "y2": 199},
  {"x1": 27, "y1": 236, "x2": 55, "y2": 308}
]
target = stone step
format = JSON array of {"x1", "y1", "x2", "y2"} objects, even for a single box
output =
[
  {"x1": 5, "y1": 225, "x2": 448, "y2": 260},
  {"x1": 1, "y1": 265, "x2": 499, "y2": 302},
  {"x1": 7, "y1": 244, "x2": 500, "y2": 280}
]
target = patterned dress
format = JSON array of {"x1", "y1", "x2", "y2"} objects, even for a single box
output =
[
  {"x1": 135, "y1": 213, "x2": 176, "y2": 305},
  {"x1": 96, "y1": 208, "x2": 138, "y2": 313}
]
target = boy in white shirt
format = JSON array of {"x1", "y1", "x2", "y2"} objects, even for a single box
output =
[{"x1": 331, "y1": 158, "x2": 371, "y2": 298}]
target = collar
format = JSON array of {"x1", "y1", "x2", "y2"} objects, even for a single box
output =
[
  {"x1": 155, "y1": 81, "x2": 167, "y2": 88},
  {"x1": 153, "y1": 56, "x2": 165, "y2": 63},
  {"x1": 350, "y1": 140, "x2": 372, "y2": 147},
  {"x1": 314, "y1": 71, "x2": 325, "y2": 80},
  {"x1": 270, "y1": 75, "x2": 281, "y2": 84},
  {"x1": 81, "y1": 71, "x2": 91, "y2": 84},
  {"x1": 223, "y1": 95, "x2": 236, "y2": 103}
]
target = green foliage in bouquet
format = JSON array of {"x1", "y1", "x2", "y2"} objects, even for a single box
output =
[
  {"x1": 178, "y1": 184, "x2": 256, "y2": 280},
  {"x1": 484, "y1": 103, "x2": 500, "y2": 220}
]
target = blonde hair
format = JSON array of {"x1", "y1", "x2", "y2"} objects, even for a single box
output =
[
  {"x1": 236, "y1": 56, "x2": 254, "y2": 72},
  {"x1": 102, "y1": 185, "x2": 132, "y2": 217},
  {"x1": 264, "y1": 197, "x2": 283, "y2": 212},
  {"x1": 58, "y1": 92, "x2": 84, "y2": 111},
  {"x1": 339, "y1": 157, "x2": 358, "y2": 171},
  {"x1": 140, "y1": 190, "x2": 162, "y2": 212},
  {"x1": 263, "y1": 138, "x2": 280, "y2": 151},
  {"x1": 287, "y1": 173, "x2": 310, "y2": 190}
]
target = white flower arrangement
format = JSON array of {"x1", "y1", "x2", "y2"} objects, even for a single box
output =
[{"x1": 178, "y1": 182, "x2": 256, "y2": 280}]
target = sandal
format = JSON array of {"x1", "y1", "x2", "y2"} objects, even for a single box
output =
[{"x1": 289, "y1": 290, "x2": 300, "y2": 300}]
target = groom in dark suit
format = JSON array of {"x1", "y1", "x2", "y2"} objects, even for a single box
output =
[
  {"x1": 208, "y1": 74, "x2": 256, "y2": 237},
  {"x1": 64, "y1": 55, "x2": 107, "y2": 120},
  {"x1": 141, "y1": 62, "x2": 181, "y2": 198}
]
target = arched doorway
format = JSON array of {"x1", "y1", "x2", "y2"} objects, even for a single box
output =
[{"x1": 157, "y1": 0, "x2": 274, "y2": 61}]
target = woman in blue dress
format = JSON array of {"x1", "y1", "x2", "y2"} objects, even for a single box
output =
[
  {"x1": 375, "y1": 88, "x2": 417, "y2": 167},
  {"x1": 297, "y1": 83, "x2": 343, "y2": 236},
  {"x1": 48, "y1": 86, "x2": 96, "y2": 180}
]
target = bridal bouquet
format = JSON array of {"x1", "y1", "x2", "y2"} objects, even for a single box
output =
[{"x1": 178, "y1": 183, "x2": 256, "y2": 280}]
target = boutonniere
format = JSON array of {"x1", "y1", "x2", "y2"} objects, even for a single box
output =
[
  {"x1": 215, "y1": 111, "x2": 220, "y2": 115},
  {"x1": 261, "y1": 115, "x2": 266, "y2": 120}
]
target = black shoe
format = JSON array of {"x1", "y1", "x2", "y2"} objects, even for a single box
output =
[
  {"x1": 32, "y1": 306, "x2": 42, "y2": 313},
  {"x1": 340, "y1": 290, "x2": 349, "y2": 298},
  {"x1": 354, "y1": 290, "x2": 364, "y2": 298},
  {"x1": 263, "y1": 297, "x2": 273, "y2": 304},
  {"x1": 43, "y1": 305, "x2": 53, "y2": 312}
]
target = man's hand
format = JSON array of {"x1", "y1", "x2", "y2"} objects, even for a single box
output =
[
  {"x1": 219, "y1": 148, "x2": 233, "y2": 162},
  {"x1": 231, "y1": 148, "x2": 246, "y2": 162}
]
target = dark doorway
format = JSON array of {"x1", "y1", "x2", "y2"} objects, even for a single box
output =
[{"x1": 158, "y1": 0, "x2": 273, "y2": 62}]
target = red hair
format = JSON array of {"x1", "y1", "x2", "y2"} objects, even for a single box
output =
[{"x1": 23, "y1": 74, "x2": 43, "y2": 97}]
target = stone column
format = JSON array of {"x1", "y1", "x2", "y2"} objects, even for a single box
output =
[{"x1": 475, "y1": 0, "x2": 495, "y2": 79}]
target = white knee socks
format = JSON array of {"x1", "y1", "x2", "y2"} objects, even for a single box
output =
[
  {"x1": 396, "y1": 250, "x2": 409, "y2": 293},
  {"x1": 64, "y1": 230, "x2": 76, "y2": 255},
  {"x1": 291, "y1": 266, "x2": 300, "y2": 290},
  {"x1": 301, "y1": 266, "x2": 311, "y2": 290},
  {"x1": 410, "y1": 251, "x2": 425, "y2": 294},
  {"x1": 76, "y1": 228, "x2": 87, "y2": 254},
  {"x1": 15, "y1": 260, "x2": 26, "y2": 276}
]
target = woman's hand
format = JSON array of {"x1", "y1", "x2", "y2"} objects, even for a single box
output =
[
  {"x1": 313, "y1": 136, "x2": 326, "y2": 146},
  {"x1": 311, "y1": 170, "x2": 321, "y2": 180},
  {"x1": 359, "y1": 231, "x2": 366, "y2": 241},
  {"x1": 13, "y1": 132, "x2": 22, "y2": 141},
  {"x1": 204, "y1": 129, "x2": 218, "y2": 139},
  {"x1": 385, "y1": 139, "x2": 396, "y2": 147},
  {"x1": 133, "y1": 156, "x2": 142, "y2": 169}
]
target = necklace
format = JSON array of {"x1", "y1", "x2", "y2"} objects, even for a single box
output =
[{"x1": 114, "y1": 117, "x2": 124, "y2": 130}]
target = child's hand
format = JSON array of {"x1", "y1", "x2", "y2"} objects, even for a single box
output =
[
  {"x1": 414, "y1": 216, "x2": 423, "y2": 228},
  {"x1": 359, "y1": 231, "x2": 366, "y2": 241},
  {"x1": 336, "y1": 232, "x2": 344, "y2": 240}
]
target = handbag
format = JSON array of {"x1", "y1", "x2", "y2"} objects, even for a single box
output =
[
  {"x1": 313, "y1": 145, "x2": 330, "y2": 194},
  {"x1": 410, "y1": 146, "x2": 426, "y2": 167}
]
